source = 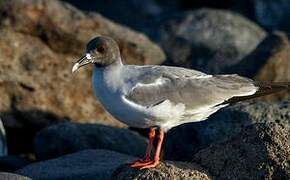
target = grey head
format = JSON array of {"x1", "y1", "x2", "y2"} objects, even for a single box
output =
[{"x1": 72, "y1": 36, "x2": 121, "y2": 73}]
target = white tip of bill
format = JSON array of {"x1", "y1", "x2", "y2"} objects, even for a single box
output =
[{"x1": 72, "y1": 63, "x2": 79, "y2": 73}]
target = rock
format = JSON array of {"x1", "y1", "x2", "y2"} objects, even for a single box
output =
[
  {"x1": 225, "y1": 32, "x2": 288, "y2": 77},
  {"x1": 34, "y1": 123, "x2": 147, "y2": 160},
  {"x1": 160, "y1": 0, "x2": 290, "y2": 35},
  {"x1": 0, "y1": 0, "x2": 165, "y2": 154},
  {"x1": 193, "y1": 122, "x2": 290, "y2": 179},
  {"x1": 113, "y1": 162, "x2": 211, "y2": 180},
  {"x1": 62, "y1": 0, "x2": 163, "y2": 35},
  {"x1": 0, "y1": 172, "x2": 31, "y2": 180},
  {"x1": 0, "y1": 155, "x2": 31, "y2": 172},
  {"x1": 158, "y1": 8, "x2": 266, "y2": 74},
  {"x1": 164, "y1": 101, "x2": 290, "y2": 161},
  {"x1": 17, "y1": 149, "x2": 136, "y2": 180}
]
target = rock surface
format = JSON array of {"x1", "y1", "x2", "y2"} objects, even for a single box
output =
[
  {"x1": 34, "y1": 123, "x2": 147, "y2": 160},
  {"x1": 164, "y1": 101, "x2": 290, "y2": 161},
  {"x1": 113, "y1": 162, "x2": 211, "y2": 180},
  {"x1": 158, "y1": 8, "x2": 266, "y2": 74},
  {"x1": 0, "y1": 172, "x2": 31, "y2": 180},
  {"x1": 193, "y1": 122, "x2": 290, "y2": 179},
  {"x1": 0, "y1": 0, "x2": 165, "y2": 154},
  {"x1": 17, "y1": 149, "x2": 136, "y2": 180}
]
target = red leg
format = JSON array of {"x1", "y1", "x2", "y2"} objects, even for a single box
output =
[
  {"x1": 130, "y1": 128, "x2": 164, "y2": 169},
  {"x1": 129, "y1": 128, "x2": 155, "y2": 167}
]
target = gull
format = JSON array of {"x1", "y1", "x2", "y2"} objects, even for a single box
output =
[{"x1": 72, "y1": 36, "x2": 290, "y2": 169}]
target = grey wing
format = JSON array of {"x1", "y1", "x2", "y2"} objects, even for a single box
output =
[{"x1": 124, "y1": 66, "x2": 258, "y2": 109}]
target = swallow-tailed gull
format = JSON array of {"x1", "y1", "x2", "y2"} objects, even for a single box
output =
[{"x1": 72, "y1": 36, "x2": 290, "y2": 169}]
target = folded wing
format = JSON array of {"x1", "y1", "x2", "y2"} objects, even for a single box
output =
[{"x1": 124, "y1": 66, "x2": 259, "y2": 110}]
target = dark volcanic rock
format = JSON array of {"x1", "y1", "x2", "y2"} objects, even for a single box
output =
[
  {"x1": 0, "y1": 172, "x2": 31, "y2": 180},
  {"x1": 0, "y1": 0, "x2": 165, "y2": 154},
  {"x1": 193, "y1": 122, "x2": 290, "y2": 179},
  {"x1": 164, "y1": 101, "x2": 290, "y2": 161},
  {"x1": 34, "y1": 123, "x2": 147, "y2": 160},
  {"x1": 113, "y1": 162, "x2": 211, "y2": 180},
  {"x1": 17, "y1": 149, "x2": 136, "y2": 180},
  {"x1": 158, "y1": 8, "x2": 266, "y2": 74}
]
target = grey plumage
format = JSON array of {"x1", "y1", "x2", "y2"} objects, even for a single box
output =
[{"x1": 125, "y1": 65, "x2": 258, "y2": 110}]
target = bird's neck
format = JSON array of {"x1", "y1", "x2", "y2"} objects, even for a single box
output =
[{"x1": 93, "y1": 57, "x2": 125, "y2": 92}]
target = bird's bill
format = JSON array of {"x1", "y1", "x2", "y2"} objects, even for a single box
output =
[{"x1": 72, "y1": 54, "x2": 92, "y2": 73}]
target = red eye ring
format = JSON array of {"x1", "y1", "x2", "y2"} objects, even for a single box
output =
[{"x1": 96, "y1": 46, "x2": 105, "y2": 53}]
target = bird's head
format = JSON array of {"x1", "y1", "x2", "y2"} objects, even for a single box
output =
[{"x1": 72, "y1": 36, "x2": 121, "y2": 73}]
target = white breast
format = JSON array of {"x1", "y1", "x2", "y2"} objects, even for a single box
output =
[{"x1": 92, "y1": 66, "x2": 154, "y2": 128}]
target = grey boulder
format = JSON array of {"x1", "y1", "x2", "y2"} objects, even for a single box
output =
[
  {"x1": 158, "y1": 8, "x2": 266, "y2": 74},
  {"x1": 193, "y1": 122, "x2": 290, "y2": 179},
  {"x1": 34, "y1": 123, "x2": 147, "y2": 160},
  {"x1": 17, "y1": 149, "x2": 136, "y2": 180}
]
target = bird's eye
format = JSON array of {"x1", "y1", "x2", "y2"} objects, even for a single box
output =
[{"x1": 96, "y1": 46, "x2": 105, "y2": 53}]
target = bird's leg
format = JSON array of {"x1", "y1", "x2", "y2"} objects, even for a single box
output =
[
  {"x1": 130, "y1": 128, "x2": 164, "y2": 169},
  {"x1": 129, "y1": 127, "x2": 155, "y2": 167},
  {"x1": 143, "y1": 127, "x2": 156, "y2": 161}
]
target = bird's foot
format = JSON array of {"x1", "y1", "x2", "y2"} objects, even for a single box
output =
[
  {"x1": 129, "y1": 159, "x2": 160, "y2": 169},
  {"x1": 128, "y1": 158, "x2": 150, "y2": 167}
]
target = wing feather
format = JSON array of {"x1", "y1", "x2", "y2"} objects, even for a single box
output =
[{"x1": 125, "y1": 66, "x2": 258, "y2": 109}]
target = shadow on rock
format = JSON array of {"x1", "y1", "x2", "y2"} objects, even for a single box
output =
[
  {"x1": 225, "y1": 32, "x2": 290, "y2": 79},
  {"x1": 17, "y1": 149, "x2": 136, "y2": 180},
  {"x1": 33, "y1": 122, "x2": 147, "y2": 160},
  {"x1": 1, "y1": 108, "x2": 67, "y2": 155}
]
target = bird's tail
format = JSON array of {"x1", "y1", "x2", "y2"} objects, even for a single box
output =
[{"x1": 225, "y1": 81, "x2": 290, "y2": 104}]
